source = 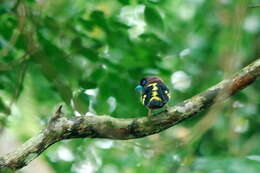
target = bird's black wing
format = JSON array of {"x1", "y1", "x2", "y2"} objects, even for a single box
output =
[
  {"x1": 141, "y1": 85, "x2": 152, "y2": 106},
  {"x1": 141, "y1": 82, "x2": 170, "y2": 109},
  {"x1": 157, "y1": 82, "x2": 170, "y2": 104}
]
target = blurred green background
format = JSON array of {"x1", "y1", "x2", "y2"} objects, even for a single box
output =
[{"x1": 0, "y1": 0, "x2": 259, "y2": 172}]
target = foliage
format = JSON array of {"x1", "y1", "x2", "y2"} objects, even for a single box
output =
[{"x1": 0, "y1": 0, "x2": 259, "y2": 172}]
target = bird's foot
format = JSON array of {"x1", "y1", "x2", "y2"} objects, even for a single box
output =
[{"x1": 148, "y1": 110, "x2": 153, "y2": 117}]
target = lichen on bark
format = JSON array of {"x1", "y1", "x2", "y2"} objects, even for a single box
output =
[{"x1": 0, "y1": 58, "x2": 259, "y2": 171}]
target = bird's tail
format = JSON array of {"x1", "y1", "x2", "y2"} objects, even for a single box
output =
[{"x1": 148, "y1": 100, "x2": 164, "y2": 109}]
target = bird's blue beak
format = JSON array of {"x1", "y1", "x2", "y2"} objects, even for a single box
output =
[{"x1": 135, "y1": 85, "x2": 143, "y2": 92}]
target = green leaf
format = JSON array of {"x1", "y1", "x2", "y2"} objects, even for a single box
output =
[
  {"x1": 78, "y1": 79, "x2": 97, "y2": 89},
  {"x1": 147, "y1": 0, "x2": 165, "y2": 4},
  {"x1": 0, "y1": 98, "x2": 10, "y2": 115},
  {"x1": 31, "y1": 52, "x2": 73, "y2": 105},
  {"x1": 144, "y1": 6, "x2": 164, "y2": 32},
  {"x1": 73, "y1": 89, "x2": 90, "y2": 115},
  {"x1": 90, "y1": 10, "x2": 108, "y2": 30},
  {"x1": 117, "y1": 0, "x2": 130, "y2": 5}
]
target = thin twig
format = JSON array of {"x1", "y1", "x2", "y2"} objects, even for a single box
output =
[
  {"x1": 248, "y1": 4, "x2": 260, "y2": 8},
  {"x1": 51, "y1": 105, "x2": 63, "y2": 122}
]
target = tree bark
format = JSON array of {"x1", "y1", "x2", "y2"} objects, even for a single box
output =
[{"x1": 0, "y1": 58, "x2": 260, "y2": 171}]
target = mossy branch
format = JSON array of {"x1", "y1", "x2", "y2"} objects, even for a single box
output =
[{"x1": 0, "y1": 58, "x2": 260, "y2": 171}]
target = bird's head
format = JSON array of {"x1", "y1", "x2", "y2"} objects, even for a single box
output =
[{"x1": 135, "y1": 76, "x2": 163, "y2": 92}]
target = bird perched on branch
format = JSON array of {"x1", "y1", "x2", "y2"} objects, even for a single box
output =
[{"x1": 135, "y1": 76, "x2": 170, "y2": 116}]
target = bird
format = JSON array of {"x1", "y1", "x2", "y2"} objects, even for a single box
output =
[{"x1": 135, "y1": 76, "x2": 170, "y2": 116}]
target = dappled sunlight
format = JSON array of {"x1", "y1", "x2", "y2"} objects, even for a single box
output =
[
  {"x1": 118, "y1": 5, "x2": 146, "y2": 39},
  {"x1": 171, "y1": 71, "x2": 191, "y2": 92}
]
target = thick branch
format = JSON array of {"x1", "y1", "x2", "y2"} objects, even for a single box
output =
[{"x1": 0, "y1": 58, "x2": 260, "y2": 171}]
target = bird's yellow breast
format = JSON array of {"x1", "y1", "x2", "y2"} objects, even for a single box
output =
[{"x1": 147, "y1": 83, "x2": 161, "y2": 101}]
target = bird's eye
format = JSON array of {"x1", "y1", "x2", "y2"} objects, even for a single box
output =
[{"x1": 140, "y1": 79, "x2": 147, "y2": 86}]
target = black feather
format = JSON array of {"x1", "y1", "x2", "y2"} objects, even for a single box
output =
[{"x1": 141, "y1": 82, "x2": 170, "y2": 109}]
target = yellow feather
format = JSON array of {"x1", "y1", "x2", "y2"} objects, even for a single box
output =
[
  {"x1": 142, "y1": 94, "x2": 146, "y2": 104},
  {"x1": 147, "y1": 83, "x2": 161, "y2": 101},
  {"x1": 150, "y1": 96, "x2": 161, "y2": 101}
]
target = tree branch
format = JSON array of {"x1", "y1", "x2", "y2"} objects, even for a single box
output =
[{"x1": 0, "y1": 58, "x2": 260, "y2": 171}]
